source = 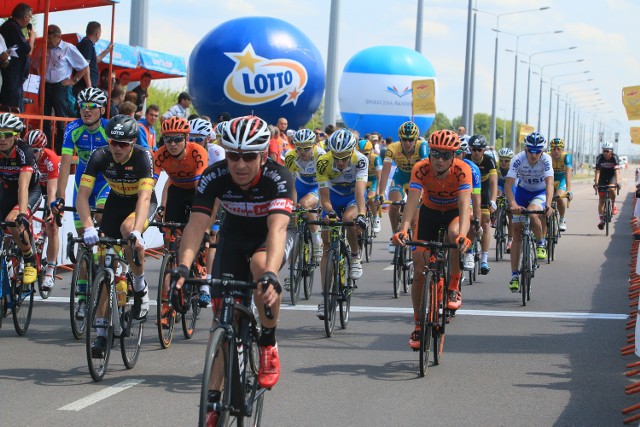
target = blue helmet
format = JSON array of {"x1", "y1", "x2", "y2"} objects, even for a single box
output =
[{"x1": 524, "y1": 132, "x2": 547, "y2": 152}]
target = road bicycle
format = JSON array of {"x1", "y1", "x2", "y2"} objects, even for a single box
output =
[
  {"x1": 390, "y1": 201, "x2": 413, "y2": 298},
  {"x1": 404, "y1": 237, "x2": 458, "y2": 377},
  {"x1": 357, "y1": 205, "x2": 375, "y2": 263},
  {"x1": 68, "y1": 234, "x2": 144, "y2": 382},
  {"x1": 545, "y1": 194, "x2": 568, "y2": 263},
  {"x1": 493, "y1": 196, "x2": 508, "y2": 261},
  {"x1": 308, "y1": 219, "x2": 357, "y2": 337},
  {"x1": 0, "y1": 221, "x2": 35, "y2": 336},
  {"x1": 168, "y1": 274, "x2": 274, "y2": 427},
  {"x1": 515, "y1": 210, "x2": 544, "y2": 306},
  {"x1": 596, "y1": 184, "x2": 619, "y2": 236},
  {"x1": 286, "y1": 208, "x2": 318, "y2": 305}
]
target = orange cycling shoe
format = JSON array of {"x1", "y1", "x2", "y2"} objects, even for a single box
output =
[
  {"x1": 447, "y1": 289, "x2": 462, "y2": 310},
  {"x1": 258, "y1": 345, "x2": 280, "y2": 389},
  {"x1": 409, "y1": 325, "x2": 421, "y2": 350}
]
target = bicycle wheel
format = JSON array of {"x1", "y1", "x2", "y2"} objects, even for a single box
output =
[
  {"x1": 120, "y1": 299, "x2": 144, "y2": 369},
  {"x1": 323, "y1": 249, "x2": 338, "y2": 337},
  {"x1": 403, "y1": 243, "x2": 413, "y2": 294},
  {"x1": 495, "y1": 213, "x2": 503, "y2": 262},
  {"x1": 157, "y1": 253, "x2": 176, "y2": 348},
  {"x1": 520, "y1": 236, "x2": 532, "y2": 307},
  {"x1": 433, "y1": 270, "x2": 448, "y2": 366},
  {"x1": 546, "y1": 218, "x2": 553, "y2": 265},
  {"x1": 365, "y1": 214, "x2": 374, "y2": 260},
  {"x1": 605, "y1": 198, "x2": 611, "y2": 236},
  {"x1": 86, "y1": 271, "x2": 113, "y2": 382},
  {"x1": 199, "y1": 328, "x2": 230, "y2": 427},
  {"x1": 11, "y1": 254, "x2": 34, "y2": 336},
  {"x1": 182, "y1": 284, "x2": 198, "y2": 339},
  {"x1": 288, "y1": 232, "x2": 302, "y2": 305},
  {"x1": 37, "y1": 255, "x2": 50, "y2": 300},
  {"x1": 243, "y1": 322, "x2": 264, "y2": 427},
  {"x1": 419, "y1": 270, "x2": 434, "y2": 377},
  {"x1": 70, "y1": 248, "x2": 92, "y2": 339},
  {"x1": 303, "y1": 227, "x2": 315, "y2": 301},
  {"x1": 392, "y1": 245, "x2": 402, "y2": 298},
  {"x1": 339, "y1": 250, "x2": 351, "y2": 329}
]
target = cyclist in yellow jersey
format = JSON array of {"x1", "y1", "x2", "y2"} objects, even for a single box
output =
[
  {"x1": 377, "y1": 121, "x2": 429, "y2": 253},
  {"x1": 285, "y1": 129, "x2": 326, "y2": 260},
  {"x1": 549, "y1": 138, "x2": 573, "y2": 231},
  {"x1": 357, "y1": 139, "x2": 383, "y2": 233}
]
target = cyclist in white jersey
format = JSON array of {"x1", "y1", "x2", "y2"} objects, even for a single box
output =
[{"x1": 504, "y1": 132, "x2": 554, "y2": 292}]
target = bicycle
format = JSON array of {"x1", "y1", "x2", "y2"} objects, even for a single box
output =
[
  {"x1": 391, "y1": 201, "x2": 413, "y2": 298},
  {"x1": 404, "y1": 238, "x2": 458, "y2": 377},
  {"x1": 514, "y1": 209, "x2": 544, "y2": 306},
  {"x1": 0, "y1": 221, "x2": 35, "y2": 336},
  {"x1": 286, "y1": 207, "x2": 318, "y2": 305},
  {"x1": 149, "y1": 220, "x2": 207, "y2": 349},
  {"x1": 168, "y1": 274, "x2": 275, "y2": 427},
  {"x1": 70, "y1": 234, "x2": 144, "y2": 382},
  {"x1": 308, "y1": 219, "x2": 357, "y2": 337},
  {"x1": 545, "y1": 195, "x2": 567, "y2": 264},
  {"x1": 596, "y1": 184, "x2": 619, "y2": 236},
  {"x1": 493, "y1": 196, "x2": 508, "y2": 261},
  {"x1": 358, "y1": 205, "x2": 375, "y2": 263}
]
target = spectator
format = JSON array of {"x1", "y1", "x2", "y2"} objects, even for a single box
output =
[
  {"x1": 98, "y1": 68, "x2": 116, "y2": 94},
  {"x1": 118, "y1": 100, "x2": 136, "y2": 117},
  {"x1": 369, "y1": 133, "x2": 380, "y2": 154},
  {"x1": 131, "y1": 72, "x2": 151, "y2": 116},
  {"x1": 109, "y1": 85, "x2": 125, "y2": 118},
  {"x1": 275, "y1": 117, "x2": 290, "y2": 158},
  {"x1": 125, "y1": 90, "x2": 138, "y2": 105},
  {"x1": 138, "y1": 104, "x2": 159, "y2": 150},
  {"x1": 74, "y1": 21, "x2": 112, "y2": 98},
  {"x1": 161, "y1": 91, "x2": 191, "y2": 122},
  {"x1": 268, "y1": 125, "x2": 283, "y2": 164},
  {"x1": 0, "y1": 34, "x2": 9, "y2": 93},
  {"x1": 119, "y1": 71, "x2": 130, "y2": 88},
  {"x1": 37, "y1": 25, "x2": 89, "y2": 152},
  {"x1": 0, "y1": 3, "x2": 36, "y2": 111},
  {"x1": 213, "y1": 111, "x2": 231, "y2": 128},
  {"x1": 324, "y1": 124, "x2": 335, "y2": 138},
  {"x1": 457, "y1": 125, "x2": 469, "y2": 140}
]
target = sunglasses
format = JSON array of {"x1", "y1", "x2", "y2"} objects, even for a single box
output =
[
  {"x1": 526, "y1": 149, "x2": 542, "y2": 155},
  {"x1": 602, "y1": 150, "x2": 612, "y2": 153},
  {"x1": 109, "y1": 139, "x2": 134, "y2": 148},
  {"x1": 79, "y1": 102, "x2": 101, "y2": 111},
  {"x1": 333, "y1": 153, "x2": 351, "y2": 161},
  {"x1": 471, "y1": 148, "x2": 484, "y2": 152},
  {"x1": 226, "y1": 151, "x2": 260, "y2": 162},
  {"x1": 189, "y1": 136, "x2": 206, "y2": 144},
  {"x1": 430, "y1": 150, "x2": 454, "y2": 160},
  {"x1": 0, "y1": 131, "x2": 18, "y2": 139},
  {"x1": 296, "y1": 146, "x2": 313, "y2": 152},
  {"x1": 163, "y1": 135, "x2": 186, "y2": 145},
  {"x1": 401, "y1": 138, "x2": 415, "y2": 143}
]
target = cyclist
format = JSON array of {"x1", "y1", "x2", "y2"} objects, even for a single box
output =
[
  {"x1": 392, "y1": 129, "x2": 472, "y2": 349},
  {"x1": 28, "y1": 129, "x2": 61, "y2": 291},
  {"x1": 356, "y1": 139, "x2": 383, "y2": 233},
  {"x1": 171, "y1": 115, "x2": 292, "y2": 412},
  {"x1": 594, "y1": 141, "x2": 621, "y2": 230},
  {"x1": 504, "y1": 132, "x2": 554, "y2": 292},
  {"x1": 77, "y1": 114, "x2": 156, "y2": 357},
  {"x1": 549, "y1": 138, "x2": 573, "y2": 232},
  {"x1": 188, "y1": 117, "x2": 212, "y2": 149},
  {"x1": 378, "y1": 121, "x2": 429, "y2": 253},
  {"x1": 284, "y1": 128, "x2": 325, "y2": 261},
  {"x1": 0, "y1": 113, "x2": 41, "y2": 285},
  {"x1": 207, "y1": 121, "x2": 226, "y2": 166},
  {"x1": 455, "y1": 137, "x2": 482, "y2": 271},
  {"x1": 496, "y1": 147, "x2": 515, "y2": 253},
  {"x1": 466, "y1": 134, "x2": 497, "y2": 274},
  {"x1": 154, "y1": 117, "x2": 210, "y2": 307},
  {"x1": 315, "y1": 128, "x2": 368, "y2": 318}
]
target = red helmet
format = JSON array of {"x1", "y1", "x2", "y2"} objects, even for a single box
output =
[{"x1": 27, "y1": 129, "x2": 47, "y2": 149}]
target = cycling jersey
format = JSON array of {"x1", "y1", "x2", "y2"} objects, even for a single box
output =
[
  {"x1": 463, "y1": 158, "x2": 481, "y2": 196},
  {"x1": 62, "y1": 118, "x2": 110, "y2": 170},
  {"x1": 409, "y1": 158, "x2": 472, "y2": 211},
  {"x1": 153, "y1": 142, "x2": 207, "y2": 189},
  {"x1": 595, "y1": 153, "x2": 619, "y2": 184},
  {"x1": 367, "y1": 153, "x2": 383, "y2": 182},
  {"x1": 552, "y1": 151, "x2": 572, "y2": 191},
  {"x1": 384, "y1": 140, "x2": 429, "y2": 184},
  {"x1": 284, "y1": 145, "x2": 326, "y2": 187},
  {"x1": 316, "y1": 150, "x2": 368, "y2": 197},
  {"x1": 507, "y1": 151, "x2": 553, "y2": 192},
  {"x1": 467, "y1": 153, "x2": 496, "y2": 208},
  {"x1": 36, "y1": 148, "x2": 60, "y2": 188},
  {"x1": 81, "y1": 145, "x2": 155, "y2": 197},
  {"x1": 497, "y1": 167, "x2": 509, "y2": 192},
  {"x1": 0, "y1": 140, "x2": 39, "y2": 191},
  {"x1": 207, "y1": 143, "x2": 225, "y2": 166}
]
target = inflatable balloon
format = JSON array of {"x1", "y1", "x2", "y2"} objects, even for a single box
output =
[
  {"x1": 339, "y1": 46, "x2": 436, "y2": 139},
  {"x1": 188, "y1": 17, "x2": 325, "y2": 129}
]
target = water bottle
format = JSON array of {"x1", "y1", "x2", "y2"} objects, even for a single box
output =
[
  {"x1": 339, "y1": 256, "x2": 345, "y2": 285},
  {"x1": 116, "y1": 274, "x2": 128, "y2": 307}
]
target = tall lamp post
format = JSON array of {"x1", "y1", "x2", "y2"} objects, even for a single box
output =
[
  {"x1": 474, "y1": 6, "x2": 551, "y2": 148},
  {"x1": 536, "y1": 59, "x2": 584, "y2": 133},
  {"x1": 501, "y1": 29, "x2": 563, "y2": 150},
  {"x1": 548, "y1": 71, "x2": 590, "y2": 138},
  {"x1": 555, "y1": 78, "x2": 593, "y2": 136}
]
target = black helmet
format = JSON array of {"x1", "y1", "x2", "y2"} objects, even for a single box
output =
[
  {"x1": 469, "y1": 134, "x2": 487, "y2": 149},
  {"x1": 106, "y1": 114, "x2": 139, "y2": 141}
]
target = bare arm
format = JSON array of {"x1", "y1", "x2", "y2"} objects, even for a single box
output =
[
  {"x1": 378, "y1": 161, "x2": 392, "y2": 198},
  {"x1": 457, "y1": 191, "x2": 471, "y2": 238},
  {"x1": 77, "y1": 185, "x2": 93, "y2": 229},
  {"x1": 264, "y1": 213, "x2": 290, "y2": 274},
  {"x1": 355, "y1": 180, "x2": 367, "y2": 215},
  {"x1": 178, "y1": 212, "x2": 212, "y2": 268},
  {"x1": 398, "y1": 188, "x2": 421, "y2": 235},
  {"x1": 319, "y1": 187, "x2": 333, "y2": 214},
  {"x1": 132, "y1": 189, "x2": 151, "y2": 234},
  {"x1": 17, "y1": 171, "x2": 32, "y2": 214},
  {"x1": 96, "y1": 43, "x2": 113, "y2": 62},
  {"x1": 57, "y1": 154, "x2": 73, "y2": 200}
]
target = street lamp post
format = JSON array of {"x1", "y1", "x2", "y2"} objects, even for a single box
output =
[
  {"x1": 555, "y1": 78, "x2": 593, "y2": 136},
  {"x1": 548, "y1": 71, "x2": 590, "y2": 138},
  {"x1": 536, "y1": 59, "x2": 585, "y2": 133},
  {"x1": 475, "y1": 6, "x2": 551, "y2": 148}
]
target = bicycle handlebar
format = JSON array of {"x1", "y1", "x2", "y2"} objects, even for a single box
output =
[
  {"x1": 148, "y1": 221, "x2": 188, "y2": 230},
  {"x1": 307, "y1": 220, "x2": 355, "y2": 227},
  {"x1": 404, "y1": 240, "x2": 458, "y2": 250},
  {"x1": 595, "y1": 184, "x2": 620, "y2": 196},
  {"x1": 66, "y1": 232, "x2": 140, "y2": 266}
]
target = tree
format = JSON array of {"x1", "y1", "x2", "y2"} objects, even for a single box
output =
[{"x1": 426, "y1": 112, "x2": 452, "y2": 135}]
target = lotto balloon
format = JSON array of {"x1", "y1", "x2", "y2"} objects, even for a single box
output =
[
  {"x1": 188, "y1": 17, "x2": 325, "y2": 129},
  {"x1": 339, "y1": 46, "x2": 436, "y2": 139}
]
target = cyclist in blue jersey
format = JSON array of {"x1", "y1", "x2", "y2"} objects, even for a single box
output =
[
  {"x1": 455, "y1": 137, "x2": 483, "y2": 271},
  {"x1": 549, "y1": 138, "x2": 573, "y2": 232},
  {"x1": 497, "y1": 147, "x2": 515, "y2": 252},
  {"x1": 357, "y1": 139, "x2": 383, "y2": 233},
  {"x1": 54, "y1": 88, "x2": 110, "y2": 230}
]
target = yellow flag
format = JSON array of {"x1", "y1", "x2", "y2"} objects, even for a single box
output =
[
  {"x1": 622, "y1": 86, "x2": 640, "y2": 120},
  {"x1": 631, "y1": 127, "x2": 640, "y2": 144},
  {"x1": 412, "y1": 79, "x2": 436, "y2": 115}
]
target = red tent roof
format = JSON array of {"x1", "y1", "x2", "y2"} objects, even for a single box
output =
[{"x1": 0, "y1": 0, "x2": 116, "y2": 17}]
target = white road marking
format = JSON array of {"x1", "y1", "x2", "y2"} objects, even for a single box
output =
[
  {"x1": 37, "y1": 297, "x2": 627, "y2": 320},
  {"x1": 382, "y1": 265, "x2": 394, "y2": 271},
  {"x1": 58, "y1": 379, "x2": 144, "y2": 411}
]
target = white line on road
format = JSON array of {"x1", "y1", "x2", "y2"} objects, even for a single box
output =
[
  {"x1": 58, "y1": 379, "x2": 144, "y2": 411},
  {"x1": 382, "y1": 266, "x2": 394, "y2": 271},
  {"x1": 37, "y1": 297, "x2": 627, "y2": 320}
]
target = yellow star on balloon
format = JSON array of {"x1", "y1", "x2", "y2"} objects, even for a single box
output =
[{"x1": 229, "y1": 45, "x2": 262, "y2": 73}]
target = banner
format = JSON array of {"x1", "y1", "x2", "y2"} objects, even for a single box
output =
[
  {"x1": 631, "y1": 127, "x2": 640, "y2": 144},
  {"x1": 622, "y1": 86, "x2": 640, "y2": 120},
  {"x1": 412, "y1": 79, "x2": 436, "y2": 115},
  {"x1": 518, "y1": 124, "x2": 535, "y2": 141}
]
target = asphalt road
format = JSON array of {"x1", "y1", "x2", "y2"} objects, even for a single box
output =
[{"x1": 0, "y1": 173, "x2": 636, "y2": 426}]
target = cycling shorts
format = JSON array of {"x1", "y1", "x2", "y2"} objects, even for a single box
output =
[
  {"x1": 597, "y1": 175, "x2": 617, "y2": 196},
  {"x1": 0, "y1": 185, "x2": 42, "y2": 219},
  {"x1": 414, "y1": 205, "x2": 459, "y2": 244},
  {"x1": 389, "y1": 173, "x2": 410, "y2": 198},
  {"x1": 322, "y1": 192, "x2": 357, "y2": 218},
  {"x1": 100, "y1": 191, "x2": 157, "y2": 239},
  {"x1": 554, "y1": 178, "x2": 567, "y2": 192},
  {"x1": 513, "y1": 187, "x2": 546, "y2": 224},
  {"x1": 73, "y1": 173, "x2": 110, "y2": 228},
  {"x1": 165, "y1": 184, "x2": 195, "y2": 224},
  {"x1": 295, "y1": 180, "x2": 319, "y2": 202}
]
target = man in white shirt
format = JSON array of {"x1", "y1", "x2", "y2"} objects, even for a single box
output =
[{"x1": 161, "y1": 91, "x2": 191, "y2": 123}]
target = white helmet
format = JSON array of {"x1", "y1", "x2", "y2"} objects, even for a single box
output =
[
  {"x1": 77, "y1": 87, "x2": 107, "y2": 106},
  {"x1": 328, "y1": 128, "x2": 357, "y2": 155},
  {"x1": 601, "y1": 141, "x2": 614, "y2": 150},
  {"x1": 0, "y1": 113, "x2": 23, "y2": 132},
  {"x1": 293, "y1": 129, "x2": 316, "y2": 146},
  {"x1": 459, "y1": 135, "x2": 469, "y2": 151},
  {"x1": 220, "y1": 116, "x2": 270, "y2": 152},
  {"x1": 498, "y1": 147, "x2": 514, "y2": 159},
  {"x1": 189, "y1": 118, "x2": 212, "y2": 137}
]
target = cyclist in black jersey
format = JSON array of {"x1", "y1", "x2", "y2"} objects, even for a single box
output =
[
  {"x1": 170, "y1": 115, "x2": 293, "y2": 424},
  {"x1": 77, "y1": 115, "x2": 155, "y2": 358},
  {"x1": 593, "y1": 141, "x2": 621, "y2": 229},
  {"x1": 0, "y1": 113, "x2": 42, "y2": 285}
]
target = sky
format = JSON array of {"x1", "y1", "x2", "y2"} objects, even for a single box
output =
[{"x1": 34, "y1": 0, "x2": 640, "y2": 153}]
